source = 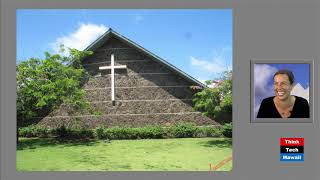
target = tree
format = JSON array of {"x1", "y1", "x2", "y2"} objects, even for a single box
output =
[
  {"x1": 17, "y1": 47, "x2": 93, "y2": 121},
  {"x1": 192, "y1": 70, "x2": 232, "y2": 124}
]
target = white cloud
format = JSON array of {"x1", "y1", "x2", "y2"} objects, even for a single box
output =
[
  {"x1": 254, "y1": 104, "x2": 261, "y2": 118},
  {"x1": 254, "y1": 64, "x2": 277, "y2": 97},
  {"x1": 190, "y1": 56, "x2": 227, "y2": 73},
  {"x1": 254, "y1": 64, "x2": 277, "y2": 117},
  {"x1": 190, "y1": 46, "x2": 232, "y2": 75},
  {"x1": 291, "y1": 83, "x2": 309, "y2": 102},
  {"x1": 51, "y1": 23, "x2": 108, "y2": 54}
]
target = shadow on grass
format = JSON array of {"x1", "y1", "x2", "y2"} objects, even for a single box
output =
[
  {"x1": 17, "y1": 138, "x2": 99, "y2": 150},
  {"x1": 198, "y1": 138, "x2": 232, "y2": 148}
]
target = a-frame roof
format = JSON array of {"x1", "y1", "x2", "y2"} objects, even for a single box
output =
[{"x1": 84, "y1": 28, "x2": 206, "y2": 88}]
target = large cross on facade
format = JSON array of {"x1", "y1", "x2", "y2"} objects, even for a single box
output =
[{"x1": 99, "y1": 53, "x2": 127, "y2": 105}]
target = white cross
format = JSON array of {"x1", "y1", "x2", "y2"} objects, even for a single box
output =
[{"x1": 99, "y1": 54, "x2": 127, "y2": 103}]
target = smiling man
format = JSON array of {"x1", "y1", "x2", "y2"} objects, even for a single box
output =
[{"x1": 257, "y1": 69, "x2": 309, "y2": 118}]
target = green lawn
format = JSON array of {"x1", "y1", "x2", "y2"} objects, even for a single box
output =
[{"x1": 17, "y1": 137, "x2": 232, "y2": 171}]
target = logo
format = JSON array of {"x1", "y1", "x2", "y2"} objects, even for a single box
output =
[{"x1": 280, "y1": 138, "x2": 304, "y2": 162}]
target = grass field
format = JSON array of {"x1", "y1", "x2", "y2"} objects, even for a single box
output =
[{"x1": 17, "y1": 137, "x2": 232, "y2": 171}]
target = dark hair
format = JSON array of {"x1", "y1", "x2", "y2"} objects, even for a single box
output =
[{"x1": 273, "y1": 69, "x2": 295, "y2": 85}]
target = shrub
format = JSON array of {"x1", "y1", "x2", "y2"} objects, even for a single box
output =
[
  {"x1": 75, "y1": 128, "x2": 94, "y2": 139},
  {"x1": 194, "y1": 126, "x2": 223, "y2": 138},
  {"x1": 139, "y1": 125, "x2": 165, "y2": 139},
  {"x1": 168, "y1": 122, "x2": 197, "y2": 138},
  {"x1": 55, "y1": 125, "x2": 94, "y2": 139},
  {"x1": 94, "y1": 126, "x2": 107, "y2": 139},
  {"x1": 55, "y1": 125, "x2": 68, "y2": 138},
  {"x1": 18, "y1": 126, "x2": 34, "y2": 138},
  {"x1": 18, "y1": 125, "x2": 50, "y2": 138},
  {"x1": 93, "y1": 126, "x2": 166, "y2": 140},
  {"x1": 107, "y1": 127, "x2": 140, "y2": 140},
  {"x1": 19, "y1": 124, "x2": 226, "y2": 140},
  {"x1": 104, "y1": 127, "x2": 126, "y2": 140},
  {"x1": 222, "y1": 123, "x2": 232, "y2": 138},
  {"x1": 34, "y1": 125, "x2": 50, "y2": 137}
]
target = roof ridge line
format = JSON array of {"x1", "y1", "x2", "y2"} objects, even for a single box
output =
[{"x1": 83, "y1": 28, "x2": 207, "y2": 88}]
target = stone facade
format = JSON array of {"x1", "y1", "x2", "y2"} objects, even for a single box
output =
[{"x1": 26, "y1": 32, "x2": 219, "y2": 128}]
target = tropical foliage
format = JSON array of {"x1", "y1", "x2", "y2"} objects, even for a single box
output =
[
  {"x1": 17, "y1": 46, "x2": 93, "y2": 120},
  {"x1": 193, "y1": 70, "x2": 232, "y2": 123}
]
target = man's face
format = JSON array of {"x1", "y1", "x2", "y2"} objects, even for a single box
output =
[{"x1": 273, "y1": 74, "x2": 293, "y2": 101}]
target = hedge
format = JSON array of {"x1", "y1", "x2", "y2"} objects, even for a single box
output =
[{"x1": 18, "y1": 122, "x2": 231, "y2": 140}]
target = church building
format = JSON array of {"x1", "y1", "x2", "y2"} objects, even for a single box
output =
[{"x1": 33, "y1": 29, "x2": 219, "y2": 128}]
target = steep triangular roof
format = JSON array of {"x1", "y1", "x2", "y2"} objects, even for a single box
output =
[{"x1": 84, "y1": 28, "x2": 206, "y2": 88}]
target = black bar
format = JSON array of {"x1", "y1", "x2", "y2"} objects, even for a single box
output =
[{"x1": 280, "y1": 146, "x2": 304, "y2": 153}]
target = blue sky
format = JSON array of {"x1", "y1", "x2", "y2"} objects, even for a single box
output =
[
  {"x1": 17, "y1": 9, "x2": 232, "y2": 81},
  {"x1": 269, "y1": 64, "x2": 309, "y2": 88},
  {"x1": 254, "y1": 63, "x2": 310, "y2": 117}
]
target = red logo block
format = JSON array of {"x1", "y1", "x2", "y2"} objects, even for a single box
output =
[{"x1": 280, "y1": 138, "x2": 304, "y2": 146}]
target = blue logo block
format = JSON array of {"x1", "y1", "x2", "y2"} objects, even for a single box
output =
[{"x1": 280, "y1": 153, "x2": 304, "y2": 162}]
